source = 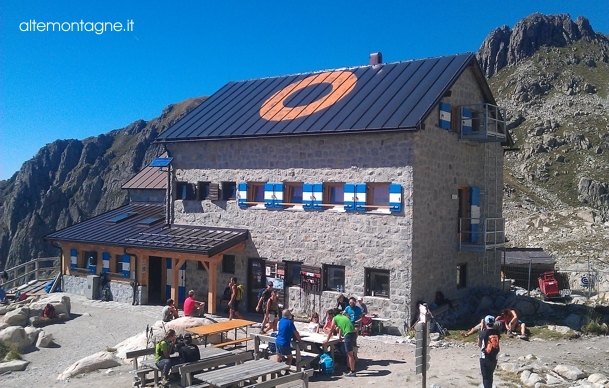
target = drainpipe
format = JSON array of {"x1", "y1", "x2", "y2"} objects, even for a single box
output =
[
  {"x1": 50, "y1": 241, "x2": 64, "y2": 291},
  {"x1": 124, "y1": 248, "x2": 138, "y2": 305},
  {"x1": 162, "y1": 145, "x2": 173, "y2": 226}
]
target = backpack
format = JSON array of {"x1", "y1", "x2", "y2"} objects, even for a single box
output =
[
  {"x1": 43, "y1": 303, "x2": 56, "y2": 319},
  {"x1": 483, "y1": 329, "x2": 500, "y2": 358},
  {"x1": 236, "y1": 284, "x2": 245, "y2": 301},
  {"x1": 319, "y1": 352, "x2": 334, "y2": 375},
  {"x1": 257, "y1": 287, "x2": 266, "y2": 300}
]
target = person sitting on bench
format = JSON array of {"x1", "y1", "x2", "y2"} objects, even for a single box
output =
[
  {"x1": 155, "y1": 329, "x2": 180, "y2": 385},
  {"x1": 179, "y1": 334, "x2": 200, "y2": 363}
]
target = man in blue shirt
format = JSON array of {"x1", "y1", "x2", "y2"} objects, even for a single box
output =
[
  {"x1": 344, "y1": 297, "x2": 363, "y2": 331},
  {"x1": 275, "y1": 309, "x2": 301, "y2": 366}
]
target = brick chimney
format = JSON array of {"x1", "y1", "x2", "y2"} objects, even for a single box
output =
[{"x1": 369, "y1": 52, "x2": 382, "y2": 65}]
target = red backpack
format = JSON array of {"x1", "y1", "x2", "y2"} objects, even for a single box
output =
[{"x1": 43, "y1": 303, "x2": 56, "y2": 319}]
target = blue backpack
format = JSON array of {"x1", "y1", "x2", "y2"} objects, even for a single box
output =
[
  {"x1": 267, "y1": 332, "x2": 278, "y2": 354},
  {"x1": 319, "y1": 352, "x2": 334, "y2": 375}
]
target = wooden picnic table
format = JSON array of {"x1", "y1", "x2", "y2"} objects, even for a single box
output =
[
  {"x1": 298, "y1": 332, "x2": 341, "y2": 360},
  {"x1": 187, "y1": 319, "x2": 256, "y2": 348},
  {"x1": 193, "y1": 358, "x2": 290, "y2": 388}
]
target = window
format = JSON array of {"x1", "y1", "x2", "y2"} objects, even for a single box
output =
[
  {"x1": 323, "y1": 265, "x2": 345, "y2": 291},
  {"x1": 284, "y1": 183, "x2": 303, "y2": 206},
  {"x1": 222, "y1": 182, "x2": 237, "y2": 200},
  {"x1": 114, "y1": 254, "x2": 123, "y2": 274},
  {"x1": 80, "y1": 251, "x2": 97, "y2": 269},
  {"x1": 248, "y1": 182, "x2": 265, "y2": 203},
  {"x1": 365, "y1": 268, "x2": 390, "y2": 297},
  {"x1": 457, "y1": 264, "x2": 467, "y2": 289},
  {"x1": 197, "y1": 182, "x2": 210, "y2": 200},
  {"x1": 222, "y1": 255, "x2": 236, "y2": 274},
  {"x1": 176, "y1": 182, "x2": 196, "y2": 200},
  {"x1": 367, "y1": 183, "x2": 390, "y2": 210},
  {"x1": 323, "y1": 183, "x2": 344, "y2": 209}
]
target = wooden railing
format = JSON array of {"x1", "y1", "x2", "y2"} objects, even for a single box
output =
[{"x1": 1, "y1": 257, "x2": 60, "y2": 291}]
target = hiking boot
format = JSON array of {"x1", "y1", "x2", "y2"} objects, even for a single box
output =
[
  {"x1": 519, "y1": 335, "x2": 528, "y2": 340},
  {"x1": 160, "y1": 377, "x2": 170, "y2": 387}
]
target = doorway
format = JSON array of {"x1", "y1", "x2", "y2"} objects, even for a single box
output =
[
  {"x1": 247, "y1": 258, "x2": 266, "y2": 313},
  {"x1": 148, "y1": 256, "x2": 163, "y2": 305}
]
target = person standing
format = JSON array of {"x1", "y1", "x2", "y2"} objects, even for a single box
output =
[
  {"x1": 228, "y1": 277, "x2": 244, "y2": 320},
  {"x1": 325, "y1": 311, "x2": 357, "y2": 377},
  {"x1": 344, "y1": 297, "x2": 363, "y2": 328},
  {"x1": 155, "y1": 329, "x2": 180, "y2": 386},
  {"x1": 478, "y1": 315, "x2": 500, "y2": 388},
  {"x1": 262, "y1": 290, "x2": 280, "y2": 333},
  {"x1": 356, "y1": 296, "x2": 368, "y2": 315},
  {"x1": 184, "y1": 290, "x2": 205, "y2": 317},
  {"x1": 275, "y1": 309, "x2": 301, "y2": 366},
  {"x1": 162, "y1": 298, "x2": 179, "y2": 322},
  {"x1": 256, "y1": 281, "x2": 274, "y2": 332}
]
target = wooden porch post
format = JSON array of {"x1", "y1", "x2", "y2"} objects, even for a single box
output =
[{"x1": 207, "y1": 261, "x2": 218, "y2": 314}]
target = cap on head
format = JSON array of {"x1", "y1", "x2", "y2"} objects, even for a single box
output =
[
  {"x1": 268, "y1": 281, "x2": 274, "y2": 286},
  {"x1": 484, "y1": 315, "x2": 495, "y2": 325},
  {"x1": 357, "y1": 296, "x2": 363, "y2": 301}
]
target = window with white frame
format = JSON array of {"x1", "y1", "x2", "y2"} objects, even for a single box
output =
[{"x1": 365, "y1": 268, "x2": 390, "y2": 297}]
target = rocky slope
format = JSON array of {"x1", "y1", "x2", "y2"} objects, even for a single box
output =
[
  {"x1": 0, "y1": 97, "x2": 205, "y2": 269},
  {"x1": 477, "y1": 13, "x2": 609, "y2": 269}
]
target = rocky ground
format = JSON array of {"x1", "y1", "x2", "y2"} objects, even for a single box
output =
[{"x1": 1, "y1": 294, "x2": 608, "y2": 388}]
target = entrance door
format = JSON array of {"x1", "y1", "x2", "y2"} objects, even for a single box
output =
[
  {"x1": 247, "y1": 258, "x2": 266, "y2": 313},
  {"x1": 148, "y1": 256, "x2": 163, "y2": 305}
]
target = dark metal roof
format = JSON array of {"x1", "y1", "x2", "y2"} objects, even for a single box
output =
[
  {"x1": 157, "y1": 53, "x2": 485, "y2": 142},
  {"x1": 45, "y1": 203, "x2": 249, "y2": 256},
  {"x1": 122, "y1": 155, "x2": 168, "y2": 190},
  {"x1": 504, "y1": 248, "x2": 556, "y2": 266}
]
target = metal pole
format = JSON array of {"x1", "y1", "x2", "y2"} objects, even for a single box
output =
[{"x1": 527, "y1": 259, "x2": 533, "y2": 296}]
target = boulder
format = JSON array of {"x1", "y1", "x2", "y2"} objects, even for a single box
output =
[
  {"x1": 512, "y1": 300, "x2": 536, "y2": 316},
  {"x1": 588, "y1": 373, "x2": 608, "y2": 384},
  {"x1": 546, "y1": 325, "x2": 571, "y2": 334},
  {"x1": 0, "y1": 322, "x2": 8, "y2": 331},
  {"x1": 563, "y1": 313, "x2": 584, "y2": 330},
  {"x1": 24, "y1": 326, "x2": 41, "y2": 345},
  {"x1": 545, "y1": 374, "x2": 564, "y2": 385},
  {"x1": 522, "y1": 371, "x2": 544, "y2": 386},
  {"x1": 1, "y1": 307, "x2": 30, "y2": 327},
  {"x1": 0, "y1": 360, "x2": 30, "y2": 373},
  {"x1": 36, "y1": 331, "x2": 54, "y2": 348},
  {"x1": 57, "y1": 351, "x2": 122, "y2": 380},
  {"x1": 29, "y1": 295, "x2": 71, "y2": 317},
  {"x1": 475, "y1": 296, "x2": 494, "y2": 315},
  {"x1": 554, "y1": 364, "x2": 587, "y2": 380},
  {"x1": 0, "y1": 326, "x2": 30, "y2": 351}
]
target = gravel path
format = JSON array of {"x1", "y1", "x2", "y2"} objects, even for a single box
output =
[{"x1": 2, "y1": 294, "x2": 608, "y2": 388}]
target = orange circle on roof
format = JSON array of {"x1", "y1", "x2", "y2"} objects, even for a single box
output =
[{"x1": 260, "y1": 71, "x2": 358, "y2": 121}]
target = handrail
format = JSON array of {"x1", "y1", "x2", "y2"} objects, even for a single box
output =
[{"x1": 1, "y1": 257, "x2": 60, "y2": 291}]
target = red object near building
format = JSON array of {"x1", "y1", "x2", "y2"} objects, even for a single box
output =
[{"x1": 538, "y1": 271, "x2": 560, "y2": 300}]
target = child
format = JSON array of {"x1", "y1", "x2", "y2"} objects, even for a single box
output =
[{"x1": 308, "y1": 312, "x2": 320, "y2": 333}]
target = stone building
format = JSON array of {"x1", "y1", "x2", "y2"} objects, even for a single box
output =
[{"x1": 46, "y1": 52, "x2": 507, "y2": 332}]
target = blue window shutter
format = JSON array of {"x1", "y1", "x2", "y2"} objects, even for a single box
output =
[
  {"x1": 303, "y1": 183, "x2": 313, "y2": 209},
  {"x1": 274, "y1": 183, "x2": 284, "y2": 209},
  {"x1": 355, "y1": 184, "x2": 367, "y2": 211},
  {"x1": 462, "y1": 108, "x2": 473, "y2": 134},
  {"x1": 70, "y1": 249, "x2": 77, "y2": 270},
  {"x1": 102, "y1": 252, "x2": 110, "y2": 272},
  {"x1": 439, "y1": 102, "x2": 451, "y2": 130},
  {"x1": 389, "y1": 184, "x2": 402, "y2": 213},
  {"x1": 237, "y1": 182, "x2": 248, "y2": 208},
  {"x1": 344, "y1": 184, "x2": 355, "y2": 211},
  {"x1": 312, "y1": 183, "x2": 323, "y2": 210},
  {"x1": 264, "y1": 183, "x2": 275, "y2": 208},
  {"x1": 166, "y1": 258, "x2": 172, "y2": 299},
  {"x1": 178, "y1": 262, "x2": 186, "y2": 304},
  {"x1": 470, "y1": 186, "x2": 481, "y2": 243},
  {"x1": 122, "y1": 254, "x2": 130, "y2": 279}
]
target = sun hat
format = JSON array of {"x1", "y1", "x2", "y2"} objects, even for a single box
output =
[
  {"x1": 357, "y1": 296, "x2": 363, "y2": 301},
  {"x1": 484, "y1": 315, "x2": 495, "y2": 325}
]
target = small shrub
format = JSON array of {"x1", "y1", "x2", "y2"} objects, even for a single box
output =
[
  {"x1": 6, "y1": 349, "x2": 22, "y2": 361},
  {"x1": 581, "y1": 320, "x2": 609, "y2": 335},
  {"x1": 105, "y1": 347, "x2": 117, "y2": 353},
  {"x1": 0, "y1": 341, "x2": 21, "y2": 362}
]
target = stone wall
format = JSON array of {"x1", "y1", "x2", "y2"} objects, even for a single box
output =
[
  {"x1": 62, "y1": 275, "x2": 134, "y2": 304},
  {"x1": 167, "y1": 131, "x2": 415, "y2": 330}
]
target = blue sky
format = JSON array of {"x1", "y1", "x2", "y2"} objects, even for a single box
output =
[{"x1": 1, "y1": 1, "x2": 608, "y2": 180}]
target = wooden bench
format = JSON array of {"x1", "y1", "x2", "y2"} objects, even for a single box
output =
[
  {"x1": 212, "y1": 337, "x2": 252, "y2": 349},
  {"x1": 179, "y1": 351, "x2": 253, "y2": 387},
  {"x1": 125, "y1": 347, "x2": 159, "y2": 387},
  {"x1": 250, "y1": 333, "x2": 320, "y2": 371},
  {"x1": 243, "y1": 368, "x2": 314, "y2": 388}
]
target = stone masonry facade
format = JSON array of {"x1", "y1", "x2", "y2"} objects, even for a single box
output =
[{"x1": 162, "y1": 66, "x2": 503, "y2": 332}]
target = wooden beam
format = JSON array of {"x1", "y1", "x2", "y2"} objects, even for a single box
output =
[{"x1": 207, "y1": 261, "x2": 217, "y2": 314}]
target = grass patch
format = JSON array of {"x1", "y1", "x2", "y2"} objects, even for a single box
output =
[
  {"x1": 105, "y1": 347, "x2": 117, "y2": 353},
  {"x1": 581, "y1": 319, "x2": 609, "y2": 336},
  {"x1": 0, "y1": 340, "x2": 21, "y2": 362}
]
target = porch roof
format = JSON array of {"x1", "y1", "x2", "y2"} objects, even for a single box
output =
[{"x1": 45, "y1": 203, "x2": 249, "y2": 256}]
